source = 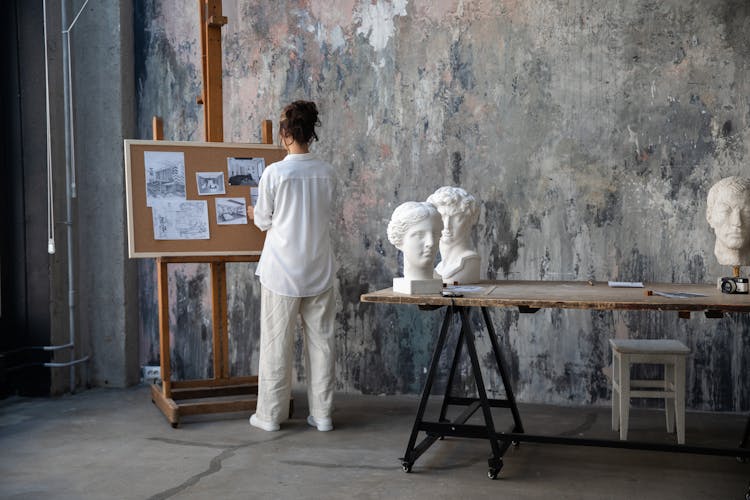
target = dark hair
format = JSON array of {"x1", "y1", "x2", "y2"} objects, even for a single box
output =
[{"x1": 279, "y1": 100, "x2": 320, "y2": 145}]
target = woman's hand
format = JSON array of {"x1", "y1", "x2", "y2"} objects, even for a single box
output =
[{"x1": 246, "y1": 205, "x2": 254, "y2": 219}]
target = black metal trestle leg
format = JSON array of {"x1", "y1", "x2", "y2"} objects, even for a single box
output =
[
  {"x1": 458, "y1": 307, "x2": 504, "y2": 479},
  {"x1": 439, "y1": 324, "x2": 464, "y2": 422},
  {"x1": 481, "y1": 307, "x2": 524, "y2": 434},
  {"x1": 401, "y1": 306, "x2": 455, "y2": 472},
  {"x1": 400, "y1": 305, "x2": 524, "y2": 479}
]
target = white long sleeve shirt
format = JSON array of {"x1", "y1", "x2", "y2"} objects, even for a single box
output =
[{"x1": 254, "y1": 153, "x2": 336, "y2": 297}]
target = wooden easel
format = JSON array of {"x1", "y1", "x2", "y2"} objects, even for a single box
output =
[
  {"x1": 151, "y1": 254, "x2": 262, "y2": 427},
  {"x1": 149, "y1": 1, "x2": 282, "y2": 427}
]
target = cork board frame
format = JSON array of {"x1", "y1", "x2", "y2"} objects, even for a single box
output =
[{"x1": 124, "y1": 139, "x2": 286, "y2": 257}]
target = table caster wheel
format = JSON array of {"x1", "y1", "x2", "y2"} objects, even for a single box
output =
[
  {"x1": 401, "y1": 462, "x2": 412, "y2": 473},
  {"x1": 737, "y1": 455, "x2": 748, "y2": 464},
  {"x1": 487, "y1": 459, "x2": 503, "y2": 480},
  {"x1": 512, "y1": 441, "x2": 520, "y2": 449}
]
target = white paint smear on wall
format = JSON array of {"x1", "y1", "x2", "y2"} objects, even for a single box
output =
[{"x1": 355, "y1": 0, "x2": 408, "y2": 52}]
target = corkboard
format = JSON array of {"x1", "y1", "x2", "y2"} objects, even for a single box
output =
[{"x1": 124, "y1": 139, "x2": 286, "y2": 257}]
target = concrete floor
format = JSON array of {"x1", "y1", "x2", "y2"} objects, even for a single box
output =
[{"x1": 0, "y1": 386, "x2": 748, "y2": 499}]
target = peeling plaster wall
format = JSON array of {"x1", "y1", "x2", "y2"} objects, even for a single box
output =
[{"x1": 134, "y1": 0, "x2": 750, "y2": 411}]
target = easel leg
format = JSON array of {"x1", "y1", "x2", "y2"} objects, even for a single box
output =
[
  {"x1": 481, "y1": 307, "x2": 524, "y2": 434},
  {"x1": 210, "y1": 261, "x2": 228, "y2": 380},
  {"x1": 156, "y1": 258, "x2": 178, "y2": 427},
  {"x1": 401, "y1": 306, "x2": 454, "y2": 472},
  {"x1": 459, "y1": 307, "x2": 503, "y2": 479}
]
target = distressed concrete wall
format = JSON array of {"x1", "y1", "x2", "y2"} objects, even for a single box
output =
[
  {"x1": 135, "y1": 0, "x2": 750, "y2": 411},
  {"x1": 5, "y1": 1, "x2": 138, "y2": 394},
  {"x1": 70, "y1": 0, "x2": 139, "y2": 388}
]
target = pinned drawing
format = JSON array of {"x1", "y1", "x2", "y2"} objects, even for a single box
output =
[
  {"x1": 227, "y1": 157, "x2": 265, "y2": 186},
  {"x1": 216, "y1": 197, "x2": 248, "y2": 225},
  {"x1": 196, "y1": 172, "x2": 226, "y2": 195},
  {"x1": 144, "y1": 151, "x2": 187, "y2": 206},
  {"x1": 151, "y1": 200, "x2": 210, "y2": 240}
]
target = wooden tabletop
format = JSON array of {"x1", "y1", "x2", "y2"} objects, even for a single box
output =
[{"x1": 360, "y1": 280, "x2": 750, "y2": 313}]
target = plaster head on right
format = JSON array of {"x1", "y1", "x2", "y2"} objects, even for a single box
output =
[{"x1": 706, "y1": 176, "x2": 750, "y2": 266}]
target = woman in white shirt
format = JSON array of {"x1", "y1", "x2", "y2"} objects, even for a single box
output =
[{"x1": 249, "y1": 101, "x2": 337, "y2": 432}]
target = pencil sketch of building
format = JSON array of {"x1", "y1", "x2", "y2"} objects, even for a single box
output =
[
  {"x1": 151, "y1": 200, "x2": 209, "y2": 240},
  {"x1": 215, "y1": 197, "x2": 247, "y2": 225},
  {"x1": 145, "y1": 151, "x2": 187, "y2": 206}
]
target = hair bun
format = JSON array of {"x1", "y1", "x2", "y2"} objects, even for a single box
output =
[{"x1": 280, "y1": 100, "x2": 321, "y2": 144}]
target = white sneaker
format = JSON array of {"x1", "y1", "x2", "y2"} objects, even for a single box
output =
[
  {"x1": 307, "y1": 415, "x2": 333, "y2": 432},
  {"x1": 250, "y1": 413, "x2": 280, "y2": 432}
]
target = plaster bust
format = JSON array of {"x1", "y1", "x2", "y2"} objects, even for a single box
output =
[
  {"x1": 387, "y1": 201, "x2": 443, "y2": 294},
  {"x1": 426, "y1": 186, "x2": 481, "y2": 284},
  {"x1": 706, "y1": 176, "x2": 750, "y2": 266}
]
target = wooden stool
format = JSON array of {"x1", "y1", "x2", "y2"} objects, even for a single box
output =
[{"x1": 609, "y1": 338, "x2": 690, "y2": 444}]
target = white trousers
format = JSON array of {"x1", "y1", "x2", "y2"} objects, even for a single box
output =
[{"x1": 256, "y1": 285, "x2": 336, "y2": 424}]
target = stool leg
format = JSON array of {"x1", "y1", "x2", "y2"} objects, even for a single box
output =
[
  {"x1": 665, "y1": 362, "x2": 675, "y2": 434},
  {"x1": 618, "y1": 353, "x2": 630, "y2": 440},
  {"x1": 675, "y1": 357, "x2": 686, "y2": 444},
  {"x1": 611, "y1": 352, "x2": 620, "y2": 432}
]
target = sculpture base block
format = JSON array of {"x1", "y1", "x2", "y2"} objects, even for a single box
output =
[{"x1": 393, "y1": 277, "x2": 443, "y2": 295}]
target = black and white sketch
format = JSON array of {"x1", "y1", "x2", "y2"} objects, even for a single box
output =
[
  {"x1": 215, "y1": 197, "x2": 248, "y2": 225},
  {"x1": 196, "y1": 172, "x2": 226, "y2": 195},
  {"x1": 250, "y1": 187, "x2": 259, "y2": 206},
  {"x1": 145, "y1": 151, "x2": 187, "y2": 207},
  {"x1": 227, "y1": 157, "x2": 265, "y2": 186},
  {"x1": 151, "y1": 200, "x2": 210, "y2": 240}
]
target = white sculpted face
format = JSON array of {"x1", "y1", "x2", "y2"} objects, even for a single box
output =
[
  {"x1": 441, "y1": 212, "x2": 471, "y2": 243},
  {"x1": 706, "y1": 176, "x2": 750, "y2": 266},
  {"x1": 387, "y1": 201, "x2": 443, "y2": 281},
  {"x1": 710, "y1": 199, "x2": 750, "y2": 249},
  {"x1": 401, "y1": 218, "x2": 440, "y2": 273}
]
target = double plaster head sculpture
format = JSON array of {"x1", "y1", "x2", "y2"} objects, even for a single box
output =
[
  {"x1": 386, "y1": 201, "x2": 444, "y2": 294},
  {"x1": 706, "y1": 176, "x2": 750, "y2": 268},
  {"x1": 426, "y1": 186, "x2": 481, "y2": 284}
]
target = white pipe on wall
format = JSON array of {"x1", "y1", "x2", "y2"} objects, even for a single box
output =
[{"x1": 43, "y1": 0, "x2": 90, "y2": 393}]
